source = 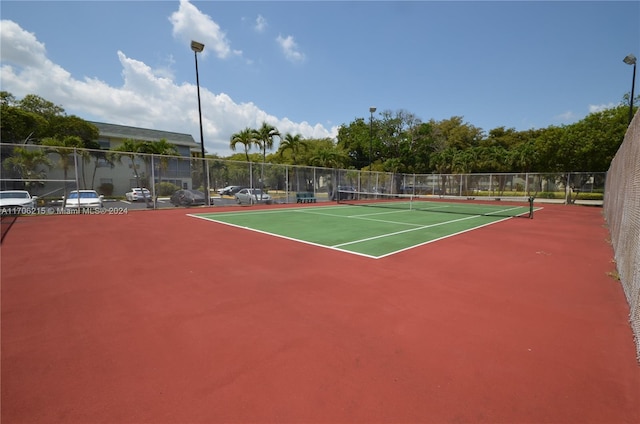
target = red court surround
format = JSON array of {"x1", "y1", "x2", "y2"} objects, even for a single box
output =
[{"x1": 2, "y1": 203, "x2": 639, "y2": 423}]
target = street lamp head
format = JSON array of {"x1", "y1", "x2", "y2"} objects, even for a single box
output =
[
  {"x1": 623, "y1": 54, "x2": 636, "y2": 65},
  {"x1": 369, "y1": 107, "x2": 376, "y2": 113},
  {"x1": 191, "y1": 40, "x2": 205, "y2": 53}
]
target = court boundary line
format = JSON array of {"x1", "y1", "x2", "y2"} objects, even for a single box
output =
[
  {"x1": 332, "y1": 214, "x2": 487, "y2": 248},
  {"x1": 189, "y1": 204, "x2": 542, "y2": 259},
  {"x1": 188, "y1": 213, "x2": 379, "y2": 259}
]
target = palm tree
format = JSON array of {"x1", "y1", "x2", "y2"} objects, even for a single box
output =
[
  {"x1": 229, "y1": 128, "x2": 255, "y2": 163},
  {"x1": 2, "y1": 146, "x2": 52, "y2": 192},
  {"x1": 252, "y1": 122, "x2": 280, "y2": 196},
  {"x1": 310, "y1": 148, "x2": 349, "y2": 200},
  {"x1": 278, "y1": 133, "x2": 308, "y2": 191},
  {"x1": 41, "y1": 135, "x2": 86, "y2": 199},
  {"x1": 110, "y1": 139, "x2": 150, "y2": 206},
  {"x1": 278, "y1": 133, "x2": 308, "y2": 164},
  {"x1": 144, "y1": 139, "x2": 179, "y2": 203},
  {"x1": 252, "y1": 122, "x2": 281, "y2": 160}
]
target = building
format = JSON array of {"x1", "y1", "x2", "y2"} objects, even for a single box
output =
[{"x1": 88, "y1": 122, "x2": 201, "y2": 195}]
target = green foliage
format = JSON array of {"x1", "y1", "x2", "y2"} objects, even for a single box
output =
[
  {"x1": 18, "y1": 94, "x2": 65, "y2": 118},
  {"x1": 98, "y1": 182, "x2": 114, "y2": 196},
  {"x1": 277, "y1": 133, "x2": 308, "y2": 165},
  {"x1": 2, "y1": 146, "x2": 52, "y2": 190},
  {"x1": 4, "y1": 92, "x2": 629, "y2": 176},
  {"x1": 0, "y1": 105, "x2": 48, "y2": 143},
  {"x1": 156, "y1": 182, "x2": 180, "y2": 196},
  {"x1": 575, "y1": 192, "x2": 604, "y2": 201},
  {"x1": 538, "y1": 192, "x2": 558, "y2": 199},
  {"x1": 328, "y1": 105, "x2": 628, "y2": 173},
  {"x1": 229, "y1": 127, "x2": 255, "y2": 162},
  {"x1": 1, "y1": 93, "x2": 99, "y2": 145}
]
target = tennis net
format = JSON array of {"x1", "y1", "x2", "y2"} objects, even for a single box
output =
[{"x1": 336, "y1": 190, "x2": 535, "y2": 218}]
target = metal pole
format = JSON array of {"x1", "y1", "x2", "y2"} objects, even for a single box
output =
[
  {"x1": 630, "y1": 62, "x2": 636, "y2": 124},
  {"x1": 194, "y1": 50, "x2": 209, "y2": 205},
  {"x1": 369, "y1": 108, "x2": 375, "y2": 173},
  {"x1": 624, "y1": 54, "x2": 637, "y2": 125}
]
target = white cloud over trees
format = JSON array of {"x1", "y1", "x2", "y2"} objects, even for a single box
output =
[{"x1": 0, "y1": 5, "x2": 335, "y2": 157}]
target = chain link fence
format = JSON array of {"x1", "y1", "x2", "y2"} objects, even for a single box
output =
[
  {"x1": 1, "y1": 142, "x2": 605, "y2": 208},
  {"x1": 604, "y1": 113, "x2": 640, "y2": 360}
]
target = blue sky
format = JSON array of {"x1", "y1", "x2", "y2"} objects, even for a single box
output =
[{"x1": 1, "y1": 0, "x2": 638, "y2": 156}]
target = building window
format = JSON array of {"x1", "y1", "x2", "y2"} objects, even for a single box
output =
[{"x1": 97, "y1": 138, "x2": 111, "y2": 149}]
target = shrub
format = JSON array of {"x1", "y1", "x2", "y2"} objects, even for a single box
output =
[
  {"x1": 157, "y1": 182, "x2": 180, "y2": 196},
  {"x1": 576, "y1": 192, "x2": 604, "y2": 200},
  {"x1": 538, "y1": 192, "x2": 557, "y2": 199},
  {"x1": 98, "y1": 182, "x2": 114, "y2": 196}
]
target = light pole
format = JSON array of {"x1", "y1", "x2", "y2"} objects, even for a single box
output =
[
  {"x1": 623, "y1": 54, "x2": 637, "y2": 125},
  {"x1": 191, "y1": 40, "x2": 208, "y2": 205},
  {"x1": 369, "y1": 107, "x2": 376, "y2": 177}
]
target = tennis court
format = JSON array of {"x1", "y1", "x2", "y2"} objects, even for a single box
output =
[
  {"x1": 193, "y1": 197, "x2": 537, "y2": 258},
  {"x1": 2, "y1": 202, "x2": 639, "y2": 424}
]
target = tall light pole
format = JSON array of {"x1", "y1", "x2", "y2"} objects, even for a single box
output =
[
  {"x1": 369, "y1": 107, "x2": 376, "y2": 176},
  {"x1": 623, "y1": 54, "x2": 637, "y2": 125},
  {"x1": 191, "y1": 40, "x2": 208, "y2": 205}
]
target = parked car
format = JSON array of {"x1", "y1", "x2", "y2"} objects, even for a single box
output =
[
  {"x1": 0, "y1": 190, "x2": 37, "y2": 212},
  {"x1": 64, "y1": 190, "x2": 103, "y2": 209},
  {"x1": 235, "y1": 188, "x2": 272, "y2": 205},
  {"x1": 125, "y1": 187, "x2": 151, "y2": 201},
  {"x1": 170, "y1": 189, "x2": 206, "y2": 207},
  {"x1": 217, "y1": 185, "x2": 244, "y2": 196}
]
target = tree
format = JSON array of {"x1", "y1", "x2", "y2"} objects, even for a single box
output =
[
  {"x1": 336, "y1": 118, "x2": 372, "y2": 169},
  {"x1": 309, "y1": 148, "x2": 349, "y2": 169},
  {"x1": 41, "y1": 136, "x2": 87, "y2": 198},
  {"x1": 47, "y1": 115, "x2": 99, "y2": 144},
  {"x1": 429, "y1": 116, "x2": 484, "y2": 152},
  {"x1": 278, "y1": 133, "x2": 308, "y2": 191},
  {"x1": 142, "y1": 139, "x2": 179, "y2": 202},
  {"x1": 0, "y1": 104, "x2": 48, "y2": 143},
  {"x1": 252, "y1": 122, "x2": 281, "y2": 161},
  {"x1": 278, "y1": 133, "x2": 308, "y2": 164},
  {"x1": 252, "y1": 122, "x2": 280, "y2": 194},
  {"x1": 2, "y1": 146, "x2": 52, "y2": 191},
  {"x1": 377, "y1": 109, "x2": 423, "y2": 172},
  {"x1": 230, "y1": 128, "x2": 256, "y2": 163},
  {"x1": 110, "y1": 139, "x2": 150, "y2": 205},
  {"x1": 562, "y1": 105, "x2": 628, "y2": 172},
  {"x1": 17, "y1": 94, "x2": 65, "y2": 118}
]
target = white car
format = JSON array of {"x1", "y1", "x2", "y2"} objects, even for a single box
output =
[
  {"x1": 235, "y1": 188, "x2": 272, "y2": 205},
  {"x1": 64, "y1": 190, "x2": 104, "y2": 209},
  {"x1": 217, "y1": 185, "x2": 243, "y2": 196},
  {"x1": 125, "y1": 188, "x2": 151, "y2": 201},
  {"x1": 0, "y1": 190, "x2": 37, "y2": 212}
]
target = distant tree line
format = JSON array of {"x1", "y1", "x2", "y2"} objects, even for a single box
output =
[
  {"x1": 2, "y1": 91, "x2": 636, "y2": 184},
  {"x1": 230, "y1": 97, "x2": 634, "y2": 175},
  {"x1": 1, "y1": 92, "x2": 179, "y2": 193}
]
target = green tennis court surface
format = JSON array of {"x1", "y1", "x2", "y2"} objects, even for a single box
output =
[{"x1": 192, "y1": 200, "x2": 536, "y2": 259}]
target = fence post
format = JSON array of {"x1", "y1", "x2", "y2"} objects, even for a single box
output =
[
  {"x1": 73, "y1": 148, "x2": 80, "y2": 194},
  {"x1": 151, "y1": 155, "x2": 156, "y2": 209}
]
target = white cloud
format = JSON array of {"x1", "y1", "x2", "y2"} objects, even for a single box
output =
[
  {"x1": 588, "y1": 102, "x2": 616, "y2": 113},
  {"x1": 169, "y1": 0, "x2": 241, "y2": 59},
  {"x1": 0, "y1": 19, "x2": 335, "y2": 157},
  {"x1": 255, "y1": 15, "x2": 267, "y2": 32},
  {"x1": 554, "y1": 110, "x2": 577, "y2": 122},
  {"x1": 276, "y1": 34, "x2": 305, "y2": 63},
  {"x1": 0, "y1": 20, "x2": 47, "y2": 67}
]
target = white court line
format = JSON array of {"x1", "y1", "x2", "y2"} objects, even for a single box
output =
[
  {"x1": 332, "y1": 214, "x2": 483, "y2": 247},
  {"x1": 189, "y1": 203, "x2": 537, "y2": 259},
  {"x1": 188, "y1": 213, "x2": 379, "y2": 259}
]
